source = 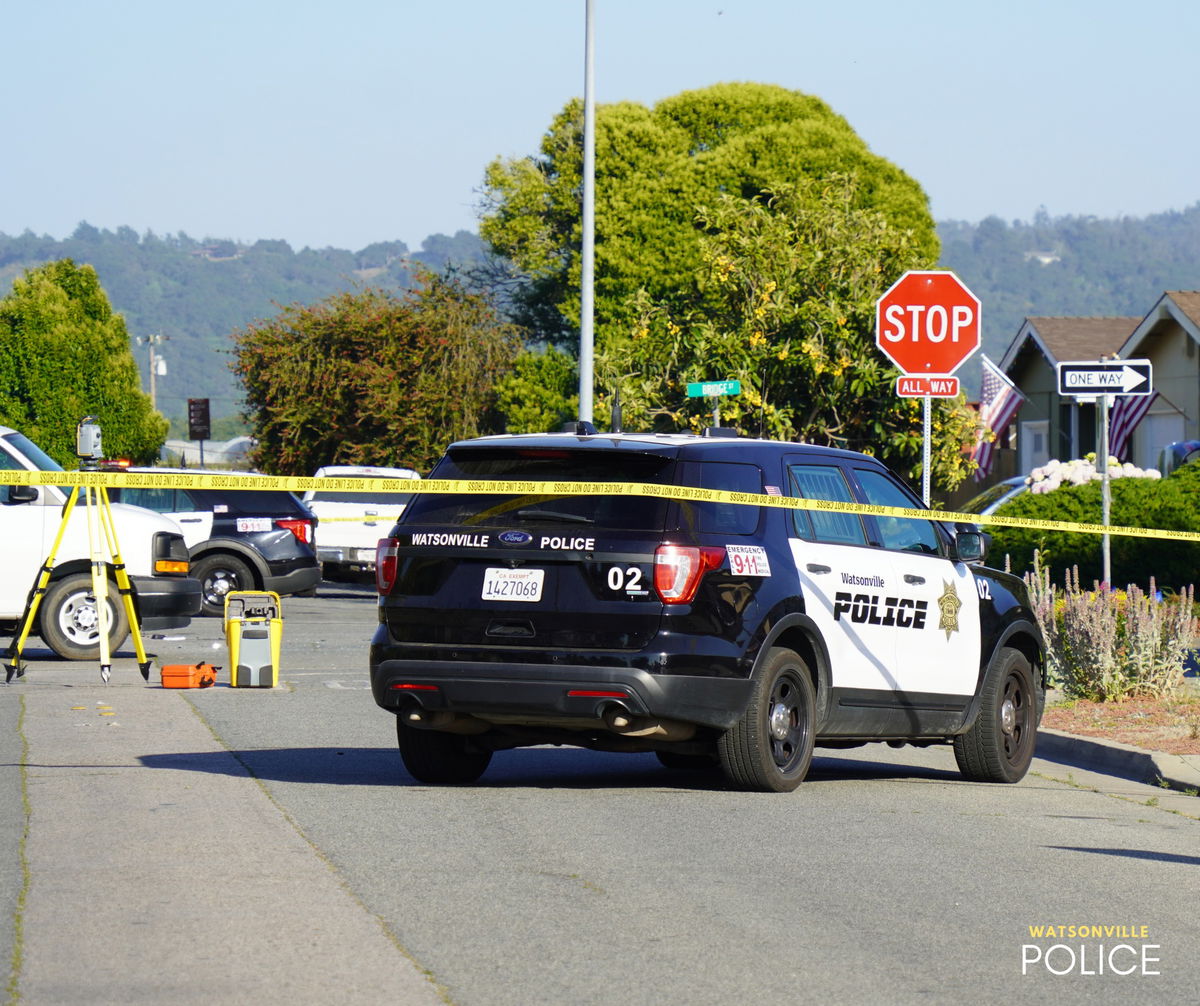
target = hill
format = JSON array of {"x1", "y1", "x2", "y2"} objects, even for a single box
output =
[
  {"x1": 0, "y1": 225, "x2": 488, "y2": 426},
  {"x1": 5, "y1": 204, "x2": 1200, "y2": 423},
  {"x1": 937, "y1": 204, "x2": 1200, "y2": 365}
]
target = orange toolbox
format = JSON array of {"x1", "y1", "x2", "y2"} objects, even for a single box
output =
[{"x1": 160, "y1": 662, "x2": 218, "y2": 689}]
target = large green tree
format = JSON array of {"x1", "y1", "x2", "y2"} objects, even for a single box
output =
[
  {"x1": 232, "y1": 274, "x2": 521, "y2": 474},
  {"x1": 0, "y1": 259, "x2": 167, "y2": 465},
  {"x1": 480, "y1": 82, "x2": 939, "y2": 347},
  {"x1": 599, "y1": 178, "x2": 978, "y2": 488}
]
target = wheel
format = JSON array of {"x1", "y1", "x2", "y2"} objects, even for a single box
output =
[
  {"x1": 396, "y1": 719, "x2": 492, "y2": 785},
  {"x1": 954, "y1": 647, "x2": 1038, "y2": 783},
  {"x1": 718, "y1": 647, "x2": 816, "y2": 792},
  {"x1": 191, "y1": 554, "x2": 255, "y2": 617},
  {"x1": 40, "y1": 572, "x2": 130, "y2": 661}
]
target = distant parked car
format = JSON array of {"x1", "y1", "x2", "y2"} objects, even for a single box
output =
[
  {"x1": 960, "y1": 476, "x2": 1027, "y2": 516},
  {"x1": 302, "y1": 465, "x2": 421, "y2": 580},
  {"x1": 1158, "y1": 440, "x2": 1200, "y2": 477},
  {"x1": 108, "y1": 469, "x2": 321, "y2": 615}
]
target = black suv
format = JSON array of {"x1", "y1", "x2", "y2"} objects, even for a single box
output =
[
  {"x1": 369, "y1": 431, "x2": 1045, "y2": 792},
  {"x1": 109, "y1": 471, "x2": 321, "y2": 616}
]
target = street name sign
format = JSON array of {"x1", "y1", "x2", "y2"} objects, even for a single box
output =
[
  {"x1": 875, "y1": 270, "x2": 981, "y2": 375},
  {"x1": 1056, "y1": 360, "x2": 1153, "y2": 397},
  {"x1": 686, "y1": 380, "x2": 741, "y2": 398},
  {"x1": 895, "y1": 375, "x2": 960, "y2": 398}
]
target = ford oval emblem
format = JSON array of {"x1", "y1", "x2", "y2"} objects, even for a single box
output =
[{"x1": 498, "y1": 530, "x2": 533, "y2": 546}]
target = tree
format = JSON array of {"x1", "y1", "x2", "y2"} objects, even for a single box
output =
[
  {"x1": 232, "y1": 273, "x2": 521, "y2": 474},
  {"x1": 480, "y1": 82, "x2": 939, "y2": 348},
  {"x1": 494, "y1": 345, "x2": 578, "y2": 434},
  {"x1": 597, "y1": 178, "x2": 978, "y2": 489},
  {"x1": 0, "y1": 259, "x2": 167, "y2": 465}
]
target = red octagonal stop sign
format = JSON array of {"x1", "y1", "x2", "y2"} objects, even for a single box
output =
[{"x1": 875, "y1": 270, "x2": 981, "y2": 375}]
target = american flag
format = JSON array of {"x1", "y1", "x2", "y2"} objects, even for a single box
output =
[
  {"x1": 1108, "y1": 391, "x2": 1159, "y2": 460},
  {"x1": 971, "y1": 354, "x2": 1026, "y2": 481}
]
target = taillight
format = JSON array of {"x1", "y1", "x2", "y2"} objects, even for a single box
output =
[
  {"x1": 653, "y1": 544, "x2": 724, "y2": 604},
  {"x1": 376, "y1": 538, "x2": 399, "y2": 594},
  {"x1": 275, "y1": 518, "x2": 312, "y2": 543}
]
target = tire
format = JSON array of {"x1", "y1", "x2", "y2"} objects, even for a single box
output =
[
  {"x1": 954, "y1": 647, "x2": 1038, "y2": 784},
  {"x1": 718, "y1": 647, "x2": 816, "y2": 792},
  {"x1": 40, "y1": 572, "x2": 130, "y2": 661},
  {"x1": 191, "y1": 554, "x2": 255, "y2": 617},
  {"x1": 397, "y1": 719, "x2": 492, "y2": 785}
]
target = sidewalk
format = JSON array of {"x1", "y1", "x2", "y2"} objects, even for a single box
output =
[
  {"x1": 13, "y1": 677, "x2": 444, "y2": 1006},
  {"x1": 1036, "y1": 728, "x2": 1200, "y2": 794}
]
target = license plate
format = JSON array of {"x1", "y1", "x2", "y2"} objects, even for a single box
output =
[{"x1": 481, "y1": 567, "x2": 544, "y2": 602}]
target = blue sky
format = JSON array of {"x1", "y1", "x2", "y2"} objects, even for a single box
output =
[{"x1": 3, "y1": 0, "x2": 1197, "y2": 251}]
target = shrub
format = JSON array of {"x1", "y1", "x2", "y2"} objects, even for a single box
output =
[
  {"x1": 1024, "y1": 553, "x2": 1199, "y2": 701},
  {"x1": 988, "y1": 469, "x2": 1200, "y2": 587}
]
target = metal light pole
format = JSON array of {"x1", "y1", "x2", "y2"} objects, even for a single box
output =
[{"x1": 578, "y1": 0, "x2": 596, "y2": 424}]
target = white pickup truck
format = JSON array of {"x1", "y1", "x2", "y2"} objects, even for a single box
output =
[{"x1": 0, "y1": 426, "x2": 201, "y2": 660}]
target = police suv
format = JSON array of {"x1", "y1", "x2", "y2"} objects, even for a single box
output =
[{"x1": 369, "y1": 430, "x2": 1045, "y2": 792}]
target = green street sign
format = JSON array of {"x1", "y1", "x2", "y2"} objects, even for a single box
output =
[{"x1": 686, "y1": 379, "x2": 741, "y2": 398}]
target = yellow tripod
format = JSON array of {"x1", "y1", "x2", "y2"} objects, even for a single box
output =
[{"x1": 4, "y1": 481, "x2": 152, "y2": 684}]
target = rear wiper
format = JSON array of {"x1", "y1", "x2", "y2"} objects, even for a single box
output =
[{"x1": 513, "y1": 509, "x2": 595, "y2": 525}]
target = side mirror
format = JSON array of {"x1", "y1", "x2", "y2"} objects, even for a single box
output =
[
  {"x1": 3, "y1": 484, "x2": 38, "y2": 505},
  {"x1": 952, "y1": 524, "x2": 989, "y2": 563}
]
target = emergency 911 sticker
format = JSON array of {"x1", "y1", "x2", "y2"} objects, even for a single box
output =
[
  {"x1": 236, "y1": 517, "x2": 272, "y2": 532},
  {"x1": 726, "y1": 544, "x2": 771, "y2": 576}
]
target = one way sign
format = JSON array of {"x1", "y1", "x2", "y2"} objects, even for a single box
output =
[{"x1": 1057, "y1": 359, "x2": 1153, "y2": 397}]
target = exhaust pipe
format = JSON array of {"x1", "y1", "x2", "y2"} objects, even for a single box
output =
[
  {"x1": 402, "y1": 704, "x2": 489, "y2": 735},
  {"x1": 603, "y1": 703, "x2": 695, "y2": 742}
]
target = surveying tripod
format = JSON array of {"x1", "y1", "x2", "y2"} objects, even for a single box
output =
[{"x1": 4, "y1": 476, "x2": 153, "y2": 685}]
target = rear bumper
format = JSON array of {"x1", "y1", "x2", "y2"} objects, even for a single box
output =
[
  {"x1": 262, "y1": 563, "x2": 322, "y2": 597},
  {"x1": 369, "y1": 649, "x2": 754, "y2": 731},
  {"x1": 131, "y1": 575, "x2": 202, "y2": 629}
]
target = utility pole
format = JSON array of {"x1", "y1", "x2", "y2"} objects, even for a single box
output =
[{"x1": 136, "y1": 334, "x2": 169, "y2": 411}]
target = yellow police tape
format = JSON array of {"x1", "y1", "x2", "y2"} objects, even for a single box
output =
[{"x1": 2, "y1": 468, "x2": 1198, "y2": 542}]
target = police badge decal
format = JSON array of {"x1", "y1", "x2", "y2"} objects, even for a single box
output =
[{"x1": 938, "y1": 581, "x2": 962, "y2": 639}]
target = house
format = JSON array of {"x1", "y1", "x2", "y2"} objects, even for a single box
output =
[
  {"x1": 1113, "y1": 291, "x2": 1200, "y2": 467},
  {"x1": 998, "y1": 316, "x2": 1139, "y2": 473},
  {"x1": 987, "y1": 291, "x2": 1200, "y2": 480}
]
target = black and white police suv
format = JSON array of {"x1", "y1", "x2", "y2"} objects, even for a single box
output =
[{"x1": 369, "y1": 429, "x2": 1045, "y2": 792}]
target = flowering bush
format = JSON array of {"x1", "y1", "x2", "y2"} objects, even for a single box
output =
[
  {"x1": 1027, "y1": 455, "x2": 1160, "y2": 495},
  {"x1": 1024, "y1": 553, "x2": 1198, "y2": 701}
]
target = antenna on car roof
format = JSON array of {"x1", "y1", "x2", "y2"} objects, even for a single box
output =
[
  {"x1": 560, "y1": 421, "x2": 598, "y2": 435},
  {"x1": 610, "y1": 387, "x2": 622, "y2": 433}
]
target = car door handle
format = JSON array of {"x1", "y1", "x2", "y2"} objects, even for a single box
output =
[
  {"x1": 806, "y1": 563, "x2": 831, "y2": 574},
  {"x1": 904, "y1": 574, "x2": 925, "y2": 584},
  {"x1": 179, "y1": 517, "x2": 204, "y2": 523}
]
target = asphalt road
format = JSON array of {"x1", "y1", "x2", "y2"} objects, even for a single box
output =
[{"x1": 2, "y1": 583, "x2": 1199, "y2": 1005}]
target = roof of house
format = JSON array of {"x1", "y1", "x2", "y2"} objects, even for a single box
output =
[
  {"x1": 1117, "y1": 290, "x2": 1200, "y2": 358},
  {"x1": 1163, "y1": 290, "x2": 1200, "y2": 325},
  {"x1": 1001, "y1": 316, "x2": 1140, "y2": 371}
]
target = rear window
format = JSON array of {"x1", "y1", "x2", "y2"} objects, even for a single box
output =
[
  {"x1": 190, "y1": 489, "x2": 310, "y2": 516},
  {"x1": 310, "y1": 489, "x2": 413, "y2": 505},
  {"x1": 401, "y1": 447, "x2": 674, "y2": 531}
]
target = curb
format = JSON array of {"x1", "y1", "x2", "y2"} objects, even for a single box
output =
[{"x1": 1037, "y1": 728, "x2": 1200, "y2": 794}]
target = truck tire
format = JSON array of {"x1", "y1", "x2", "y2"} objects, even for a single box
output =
[
  {"x1": 40, "y1": 572, "x2": 130, "y2": 661},
  {"x1": 953, "y1": 647, "x2": 1038, "y2": 783},
  {"x1": 191, "y1": 554, "x2": 254, "y2": 617},
  {"x1": 718, "y1": 646, "x2": 815, "y2": 793},
  {"x1": 397, "y1": 720, "x2": 491, "y2": 785}
]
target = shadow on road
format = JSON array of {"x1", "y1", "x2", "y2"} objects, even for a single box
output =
[{"x1": 135, "y1": 745, "x2": 961, "y2": 789}]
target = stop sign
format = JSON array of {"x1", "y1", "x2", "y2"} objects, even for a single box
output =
[{"x1": 875, "y1": 270, "x2": 981, "y2": 375}]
